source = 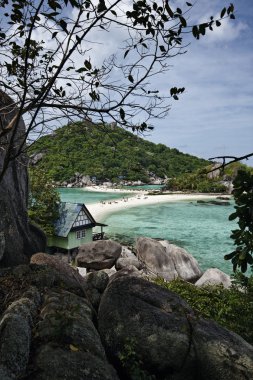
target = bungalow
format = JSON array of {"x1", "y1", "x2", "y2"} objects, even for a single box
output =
[{"x1": 47, "y1": 202, "x2": 106, "y2": 258}]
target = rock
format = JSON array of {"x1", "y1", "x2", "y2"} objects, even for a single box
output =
[
  {"x1": 29, "y1": 152, "x2": 44, "y2": 165},
  {"x1": 116, "y1": 246, "x2": 142, "y2": 270},
  {"x1": 0, "y1": 90, "x2": 46, "y2": 266},
  {"x1": 98, "y1": 276, "x2": 253, "y2": 380},
  {"x1": 136, "y1": 237, "x2": 202, "y2": 282},
  {"x1": 31, "y1": 288, "x2": 119, "y2": 380},
  {"x1": 77, "y1": 267, "x2": 87, "y2": 277},
  {"x1": 115, "y1": 257, "x2": 140, "y2": 270},
  {"x1": 31, "y1": 253, "x2": 87, "y2": 294},
  {"x1": 0, "y1": 287, "x2": 41, "y2": 378},
  {"x1": 100, "y1": 267, "x2": 117, "y2": 277},
  {"x1": 76, "y1": 240, "x2": 122, "y2": 270},
  {"x1": 195, "y1": 268, "x2": 232, "y2": 288},
  {"x1": 83, "y1": 271, "x2": 109, "y2": 309},
  {"x1": 31, "y1": 344, "x2": 119, "y2": 380},
  {"x1": 197, "y1": 200, "x2": 230, "y2": 206},
  {"x1": 98, "y1": 276, "x2": 196, "y2": 379},
  {"x1": 109, "y1": 265, "x2": 143, "y2": 283},
  {"x1": 192, "y1": 318, "x2": 253, "y2": 380}
]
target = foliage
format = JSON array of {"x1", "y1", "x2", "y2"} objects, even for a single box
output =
[
  {"x1": 28, "y1": 167, "x2": 60, "y2": 235},
  {"x1": 119, "y1": 337, "x2": 155, "y2": 380},
  {"x1": 0, "y1": 0, "x2": 235, "y2": 182},
  {"x1": 28, "y1": 121, "x2": 209, "y2": 183},
  {"x1": 225, "y1": 169, "x2": 253, "y2": 273},
  {"x1": 155, "y1": 277, "x2": 253, "y2": 344},
  {"x1": 166, "y1": 167, "x2": 228, "y2": 193}
]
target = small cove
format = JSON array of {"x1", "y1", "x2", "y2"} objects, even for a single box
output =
[{"x1": 58, "y1": 188, "x2": 237, "y2": 275}]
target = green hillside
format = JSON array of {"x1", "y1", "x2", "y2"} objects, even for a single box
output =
[{"x1": 29, "y1": 121, "x2": 209, "y2": 183}]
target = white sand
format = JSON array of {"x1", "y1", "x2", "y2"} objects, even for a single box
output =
[{"x1": 87, "y1": 193, "x2": 225, "y2": 222}]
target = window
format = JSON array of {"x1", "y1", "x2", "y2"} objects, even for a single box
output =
[{"x1": 76, "y1": 230, "x2": 85, "y2": 239}]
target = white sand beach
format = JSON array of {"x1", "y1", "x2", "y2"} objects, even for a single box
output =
[{"x1": 87, "y1": 192, "x2": 226, "y2": 222}]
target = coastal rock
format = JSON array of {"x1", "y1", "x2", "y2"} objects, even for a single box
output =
[
  {"x1": 0, "y1": 287, "x2": 41, "y2": 378},
  {"x1": 192, "y1": 318, "x2": 253, "y2": 380},
  {"x1": 31, "y1": 288, "x2": 119, "y2": 380},
  {"x1": 98, "y1": 276, "x2": 197, "y2": 379},
  {"x1": 0, "y1": 90, "x2": 46, "y2": 266},
  {"x1": 136, "y1": 237, "x2": 202, "y2": 282},
  {"x1": 109, "y1": 265, "x2": 143, "y2": 283},
  {"x1": 31, "y1": 253, "x2": 87, "y2": 293},
  {"x1": 98, "y1": 276, "x2": 253, "y2": 380},
  {"x1": 195, "y1": 268, "x2": 232, "y2": 288},
  {"x1": 83, "y1": 270, "x2": 109, "y2": 309},
  {"x1": 76, "y1": 240, "x2": 122, "y2": 270},
  {"x1": 115, "y1": 247, "x2": 141, "y2": 270}
]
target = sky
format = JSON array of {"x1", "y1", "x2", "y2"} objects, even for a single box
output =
[
  {"x1": 2, "y1": 0, "x2": 252, "y2": 167},
  {"x1": 144, "y1": 0, "x2": 253, "y2": 167}
]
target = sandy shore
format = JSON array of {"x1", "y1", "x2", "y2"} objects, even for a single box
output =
[
  {"x1": 84, "y1": 185, "x2": 140, "y2": 193},
  {"x1": 87, "y1": 193, "x2": 224, "y2": 222}
]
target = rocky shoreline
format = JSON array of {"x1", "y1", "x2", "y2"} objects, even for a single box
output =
[{"x1": 1, "y1": 238, "x2": 252, "y2": 380}]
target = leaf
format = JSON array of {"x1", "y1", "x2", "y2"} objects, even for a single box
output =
[
  {"x1": 84, "y1": 60, "x2": 92, "y2": 70},
  {"x1": 186, "y1": 2, "x2": 192, "y2": 6},
  {"x1": 220, "y1": 7, "x2": 226, "y2": 18},
  {"x1": 128, "y1": 74, "x2": 134, "y2": 83},
  {"x1": 179, "y1": 16, "x2": 187, "y2": 27},
  {"x1": 111, "y1": 10, "x2": 117, "y2": 16},
  {"x1": 59, "y1": 19, "x2": 68, "y2": 33},
  {"x1": 69, "y1": 344, "x2": 79, "y2": 352},
  {"x1": 192, "y1": 25, "x2": 199, "y2": 39},
  {"x1": 159, "y1": 45, "x2": 166, "y2": 52},
  {"x1": 124, "y1": 49, "x2": 130, "y2": 59},
  {"x1": 229, "y1": 212, "x2": 237, "y2": 221},
  {"x1": 230, "y1": 14, "x2": 235, "y2": 19},
  {"x1": 119, "y1": 108, "x2": 125, "y2": 120},
  {"x1": 224, "y1": 251, "x2": 236, "y2": 260},
  {"x1": 216, "y1": 20, "x2": 221, "y2": 27}
]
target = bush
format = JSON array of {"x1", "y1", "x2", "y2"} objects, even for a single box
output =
[{"x1": 155, "y1": 277, "x2": 253, "y2": 344}]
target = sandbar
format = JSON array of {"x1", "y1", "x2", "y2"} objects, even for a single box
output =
[{"x1": 87, "y1": 192, "x2": 228, "y2": 222}]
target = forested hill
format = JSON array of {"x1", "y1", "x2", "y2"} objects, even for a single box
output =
[{"x1": 29, "y1": 121, "x2": 209, "y2": 183}]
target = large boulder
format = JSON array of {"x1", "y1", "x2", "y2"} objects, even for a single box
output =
[
  {"x1": 98, "y1": 276, "x2": 253, "y2": 380},
  {"x1": 115, "y1": 247, "x2": 141, "y2": 270},
  {"x1": 31, "y1": 253, "x2": 87, "y2": 295},
  {"x1": 76, "y1": 240, "x2": 122, "y2": 270},
  {"x1": 0, "y1": 90, "x2": 46, "y2": 266},
  {"x1": 30, "y1": 288, "x2": 119, "y2": 380},
  {"x1": 136, "y1": 237, "x2": 202, "y2": 282},
  {"x1": 0, "y1": 287, "x2": 41, "y2": 378},
  {"x1": 98, "y1": 276, "x2": 197, "y2": 379},
  {"x1": 195, "y1": 268, "x2": 232, "y2": 288},
  {"x1": 192, "y1": 318, "x2": 253, "y2": 380}
]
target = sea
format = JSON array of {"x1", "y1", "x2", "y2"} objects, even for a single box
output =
[{"x1": 58, "y1": 187, "x2": 237, "y2": 275}]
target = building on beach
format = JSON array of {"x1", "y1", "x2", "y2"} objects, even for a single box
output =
[{"x1": 47, "y1": 202, "x2": 106, "y2": 258}]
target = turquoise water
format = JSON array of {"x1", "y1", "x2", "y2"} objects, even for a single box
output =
[
  {"x1": 122, "y1": 185, "x2": 164, "y2": 191},
  {"x1": 58, "y1": 188, "x2": 130, "y2": 204},
  {"x1": 103, "y1": 201, "x2": 237, "y2": 274},
  {"x1": 58, "y1": 188, "x2": 237, "y2": 274}
]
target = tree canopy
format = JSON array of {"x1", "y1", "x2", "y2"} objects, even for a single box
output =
[
  {"x1": 29, "y1": 120, "x2": 209, "y2": 182},
  {"x1": 0, "y1": 0, "x2": 235, "y2": 182},
  {"x1": 28, "y1": 167, "x2": 60, "y2": 234}
]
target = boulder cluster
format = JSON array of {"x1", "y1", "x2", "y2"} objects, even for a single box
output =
[{"x1": 0, "y1": 238, "x2": 252, "y2": 380}]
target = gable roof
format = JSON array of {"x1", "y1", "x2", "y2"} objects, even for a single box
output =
[{"x1": 54, "y1": 202, "x2": 96, "y2": 237}]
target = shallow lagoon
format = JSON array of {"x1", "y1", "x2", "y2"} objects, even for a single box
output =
[{"x1": 58, "y1": 188, "x2": 237, "y2": 274}]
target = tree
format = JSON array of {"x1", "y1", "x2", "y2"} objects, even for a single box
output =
[
  {"x1": 225, "y1": 169, "x2": 253, "y2": 274},
  {"x1": 28, "y1": 167, "x2": 60, "y2": 234},
  {"x1": 0, "y1": 0, "x2": 236, "y2": 182}
]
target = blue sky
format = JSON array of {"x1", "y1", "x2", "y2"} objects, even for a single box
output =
[{"x1": 145, "y1": 0, "x2": 253, "y2": 167}]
